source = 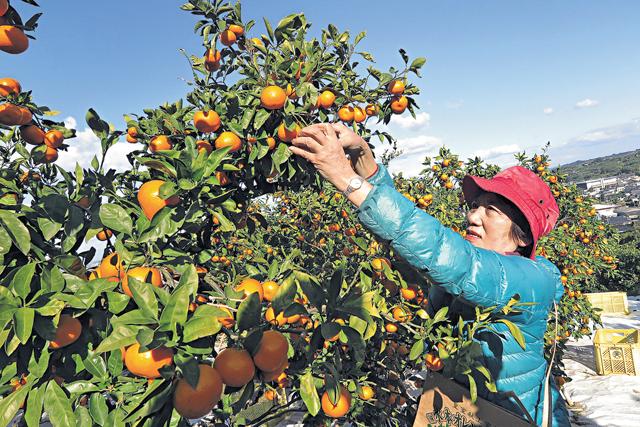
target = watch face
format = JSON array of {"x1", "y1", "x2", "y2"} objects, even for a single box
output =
[{"x1": 350, "y1": 178, "x2": 363, "y2": 189}]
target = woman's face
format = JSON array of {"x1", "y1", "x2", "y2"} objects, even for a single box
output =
[{"x1": 464, "y1": 192, "x2": 525, "y2": 254}]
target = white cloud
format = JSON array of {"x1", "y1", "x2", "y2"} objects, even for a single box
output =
[
  {"x1": 472, "y1": 144, "x2": 521, "y2": 160},
  {"x1": 389, "y1": 112, "x2": 431, "y2": 129},
  {"x1": 57, "y1": 117, "x2": 138, "y2": 172},
  {"x1": 575, "y1": 98, "x2": 599, "y2": 108},
  {"x1": 383, "y1": 135, "x2": 443, "y2": 177},
  {"x1": 543, "y1": 107, "x2": 554, "y2": 115}
]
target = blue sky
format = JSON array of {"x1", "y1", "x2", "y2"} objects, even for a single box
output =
[{"x1": 5, "y1": 0, "x2": 640, "y2": 175}]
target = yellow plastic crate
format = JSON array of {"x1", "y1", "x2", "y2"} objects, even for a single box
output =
[
  {"x1": 585, "y1": 291, "x2": 630, "y2": 315},
  {"x1": 593, "y1": 329, "x2": 640, "y2": 376}
]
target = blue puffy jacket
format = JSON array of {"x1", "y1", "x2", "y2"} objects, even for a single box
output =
[{"x1": 356, "y1": 163, "x2": 571, "y2": 426}]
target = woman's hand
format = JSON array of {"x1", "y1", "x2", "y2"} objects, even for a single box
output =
[
  {"x1": 289, "y1": 124, "x2": 358, "y2": 193},
  {"x1": 329, "y1": 123, "x2": 367, "y2": 154}
]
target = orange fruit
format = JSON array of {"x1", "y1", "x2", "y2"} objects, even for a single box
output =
[
  {"x1": 0, "y1": 103, "x2": 30, "y2": 125},
  {"x1": 277, "y1": 122, "x2": 301, "y2": 142},
  {"x1": 127, "y1": 127, "x2": 138, "y2": 137},
  {"x1": 0, "y1": 25, "x2": 29, "y2": 54},
  {"x1": 365, "y1": 104, "x2": 378, "y2": 116},
  {"x1": 285, "y1": 83, "x2": 297, "y2": 100},
  {"x1": 214, "y1": 131, "x2": 242, "y2": 152},
  {"x1": 124, "y1": 343, "x2": 174, "y2": 379},
  {"x1": 392, "y1": 306, "x2": 411, "y2": 323},
  {"x1": 359, "y1": 385, "x2": 375, "y2": 400},
  {"x1": 196, "y1": 140, "x2": 213, "y2": 154},
  {"x1": 0, "y1": 77, "x2": 21, "y2": 96},
  {"x1": 193, "y1": 110, "x2": 221, "y2": 133},
  {"x1": 44, "y1": 130, "x2": 64, "y2": 148},
  {"x1": 390, "y1": 96, "x2": 408, "y2": 114},
  {"x1": 20, "y1": 125, "x2": 45, "y2": 145},
  {"x1": 126, "y1": 134, "x2": 138, "y2": 143},
  {"x1": 228, "y1": 24, "x2": 244, "y2": 36},
  {"x1": 121, "y1": 266, "x2": 163, "y2": 297},
  {"x1": 318, "y1": 90, "x2": 336, "y2": 109},
  {"x1": 220, "y1": 29, "x2": 237, "y2": 46},
  {"x1": 425, "y1": 352, "x2": 444, "y2": 371},
  {"x1": 264, "y1": 389, "x2": 276, "y2": 400},
  {"x1": 371, "y1": 257, "x2": 391, "y2": 271},
  {"x1": 137, "y1": 180, "x2": 180, "y2": 220},
  {"x1": 265, "y1": 306, "x2": 287, "y2": 326},
  {"x1": 96, "y1": 229, "x2": 113, "y2": 241},
  {"x1": 215, "y1": 171, "x2": 229, "y2": 186},
  {"x1": 173, "y1": 364, "x2": 223, "y2": 419},
  {"x1": 49, "y1": 314, "x2": 82, "y2": 349},
  {"x1": 253, "y1": 330, "x2": 288, "y2": 372},
  {"x1": 321, "y1": 385, "x2": 352, "y2": 418},
  {"x1": 204, "y1": 48, "x2": 221, "y2": 72},
  {"x1": 353, "y1": 106, "x2": 366, "y2": 123},
  {"x1": 387, "y1": 80, "x2": 405, "y2": 95},
  {"x1": 235, "y1": 277, "x2": 264, "y2": 301},
  {"x1": 337, "y1": 105, "x2": 355, "y2": 122},
  {"x1": 98, "y1": 253, "x2": 123, "y2": 282},
  {"x1": 216, "y1": 306, "x2": 235, "y2": 328},
  {"x1": 266, "y1": 136, "x2": 276, "y2": 150},
  {"x1": 262, "y1": 280, "x2": 280, "y2": 302},
  {"x1": 385, "y1": 323, "x2": 398, "y2": 333},
  {"x1": 262, "y1": 359, "x2": 288, "y2": 382},
  {"x1": 260, "y1": 86, "x2": 287, "y2": 110},
  {"x1": 149, "y1": 135, "x2": 172, "y2": 152},
  {"x1": 400, "y1": 285, "x2": 418, "y2": 300},
  {"x1": 213, "y1": 348, "x2": 255, "y2": 387}
]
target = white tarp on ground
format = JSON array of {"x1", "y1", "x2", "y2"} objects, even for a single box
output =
[{"x1": 565, "y1": 296, "x2": 640, "y2": 426}]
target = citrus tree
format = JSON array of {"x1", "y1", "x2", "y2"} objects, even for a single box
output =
[{"x1": 0, "y1": 1, "x2": 622, "y2": 426}]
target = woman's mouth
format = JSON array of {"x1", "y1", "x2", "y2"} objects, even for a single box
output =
[{"x1": 464, "y1": 229, "x2": 481, "y2": 241}]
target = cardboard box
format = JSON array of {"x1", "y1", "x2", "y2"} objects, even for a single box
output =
[{"x1": 413, "y1": 372, "x2": 534, "y2": 427}]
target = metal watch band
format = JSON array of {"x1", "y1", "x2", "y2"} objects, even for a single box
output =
[{"x1": 343, "y1": 176, "x2": 365, "y2": 197}]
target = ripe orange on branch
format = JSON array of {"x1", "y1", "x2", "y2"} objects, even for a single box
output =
[
  {"x1": 321, "y1": 385, "x2": 352, "y2": 418},
  {"x1": 173, "y1": 364, "x2": 223, "y2": 419},
  {"x1": 318, "y1": 90, "x2": 336, "y2": 109},
  {"x1": 220, "y1": 29, "x2": 237, "y2": 46},
  {"x1": 98, "y1": 252, "x2": 123, "y2": 282},
  {"x1": 0, "y1": 25, "x2": 29, "y2": 54},
  {"x1": 124, "y1": 343, "x2": 174, "y2": 379},
  {"x1": 44, "y1": 130, "x2": 64, "y2": 148},
  {"x1": 213, "y1": 348, "x2": 255, "y2": 387},
  {"x1": 121, "y1": 266, "x2": 163, "y2": 297},
  {"x1": 260, "y1": 85, "x2": 287, "y2": 110},
  {"x1": 390, "y1": 95, "x2": 408, "y2": 114},
  {"x1": 337, "y1": 105, "x2": 355, "y2": 122},
  {"x1": 137, "y1": 180, "x2": 181, "y2": 220},
  {"x1": 193, "y1": 110, "x2": 221, "y2": 133},
  {"x1": 96, "y1": 229, "x2": 113, "y2": 241},
  {"x1": 235, "y1": 277, "x2": 264, "y2": 301},
  {"x1": 277, "y1": 123, "x2": 301, "y2": 142},
  {"x1": 215, "y1": 131, "x2": 242, "y2": 152},
  {"x1": 0, "y1": 77, "x2": 21, "y2": 96},
  {"x1": 252, "y1": 330, "x2": 289, "y2": 372},
  {"x1": 204, "y1": 48, "x2": 222, "y2": 71},
  {"x1": 20, "y1": 125, "x2": 45, "y2": 145},
  {"x1": 149, "y1": 135, "x2": 172, "y2": 152},
  {"x1": 49, "y1": 314, "x2": 82, "y2": 349},
  {"x1": 387, "y1": 79, "x2": 405, "y2": 95}
]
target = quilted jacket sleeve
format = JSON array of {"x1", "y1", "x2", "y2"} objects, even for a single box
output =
[{"x1": 357, "y1": 164, "x2": 559, "y2": 310}]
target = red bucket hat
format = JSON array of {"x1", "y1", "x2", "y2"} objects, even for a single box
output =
[{"x1": 462, "y1": 166, "x2": 560, "y2": 260}]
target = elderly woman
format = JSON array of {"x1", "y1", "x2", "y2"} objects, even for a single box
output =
[{"x1": 289, "y1": 123, "x2": 571, "y2": 426}]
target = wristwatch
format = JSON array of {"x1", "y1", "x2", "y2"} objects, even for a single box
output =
[{"x1": 343, "y1": 176, "x2": 365, "y2": 197}]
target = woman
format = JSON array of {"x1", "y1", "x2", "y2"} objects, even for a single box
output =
[{"x1": 289, "y1": 123, "x2": 571, "y2": 426}]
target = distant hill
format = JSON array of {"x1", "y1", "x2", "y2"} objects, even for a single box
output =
[{"x1": 558, "y1": 149, "x2": 640, "y2": 182}]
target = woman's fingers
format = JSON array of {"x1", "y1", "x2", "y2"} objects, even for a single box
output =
[
  {"x1": 291, "y1": 135, "x2": 322, "y2": 153},
  {"x1": 299, "y1": 123, "x2": 337, "y2": 146},
  {"x1": 288, "y1": 145, "x2": 314, "y2": 162}
]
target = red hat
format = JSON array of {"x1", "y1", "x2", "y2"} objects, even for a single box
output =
[{"x1": 462, "y1": 166, "x2": 559, "y2": 260}]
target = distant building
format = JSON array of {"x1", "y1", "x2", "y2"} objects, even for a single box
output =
[
  {"x1": 576, "y1": 177, "x2": 619, "y2": 191},
  {"x1": 592, "y1": 204, "x2": 621, "y2": 217}
]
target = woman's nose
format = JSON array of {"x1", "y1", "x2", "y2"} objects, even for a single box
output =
[{"x1": 466, "y1": 207, "x2": 483, "y2": 225}]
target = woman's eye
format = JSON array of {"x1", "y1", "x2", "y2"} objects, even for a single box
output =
[{"x1": 470, "y1": 201, "x2": 478, "y2": 209}]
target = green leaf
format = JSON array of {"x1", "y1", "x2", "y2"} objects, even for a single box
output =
[
  {"x1": 37, "y1": 217, "x2": 62, "y2": 241},
  {"x1": 14, "y1": 307, "x2": 35, "y2": 344},
  {"x1": 0, "y1": 385, "x2": 30, "y2": 426},
  {"x1": 272, "y1": 274, "x2": 297, "y2": 314},
  {"x1": 300, "y1": 370, "x2": 321, "y2": 416},
  {"x1": 86, "y1": 108, "x2": 109, "y2": 140},
  {"x1": 0, "y1": 210, "x2": 31, "y2": 255},
  {"x1": 9, "y1": 262, "x2": 36, "y2": 300},
  {"x1": 158, "y1": 286, "x2": 190, "y2": 332},
  {"x1": 0, "y1": 226, "x2": 12, "y2": 256},
  {"x1": 409, "y1": 339, "x2": 424, "y2": 361},
  {"x1": 94, "y1": 325, "x2": 141, "y2": 353},
  {"x1": 467, "y1": 374, "x2": 478, "y2": 403},
  {"x1": 295, "y1": 272, "x2": 325, "y2": 308},
  {"x1": 327, "y1": 265, "x2": 344, "y2": 308},
  {"x1": 84, "y1": 352, "x2": 108, "y2": 380},
  {"x1": 89, "y1": 392, "x2": 109, "y2": 425},
  {"x1": 183, "y1": 316, "x2": 221, "y2": 343},
  {"x1": 24, "y1": 384, "x2": 46, "y2": 427},
  {"x1": 75, "y1": 405, "x2": 92, "y2": 427},
  {"x1": 496, "y1": 319, "x2": 526, "y2": 350},
  {"x1": 99, "y1": 204, "x2": 133, "y2": 235},
  {"x1": 44, "y1": 380, "x2": 76, "y2": 427},
  {"x1": 237, "y1": 292, "x2": 261, "y2": 332},
  {"x1": 128, "y1": 276, "x2": 159, "y2": 321}
]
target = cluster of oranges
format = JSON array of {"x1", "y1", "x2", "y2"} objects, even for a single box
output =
[{"x1": 1, "y1": 77, "x2": 66, "y2": 163}]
